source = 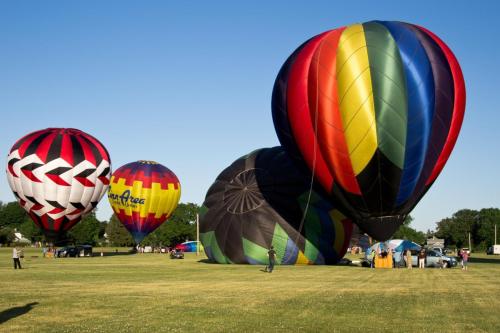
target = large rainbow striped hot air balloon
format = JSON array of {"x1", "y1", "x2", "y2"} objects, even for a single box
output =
[
  {"x1": 6, "y1": 128, "x2": 111, "y2": 240},
  {"x1": 108, "y1": 161, "x2": 181, "y2": 243},
  {"x1": 272, "y1": 21, "x2": 466, "y2": 240}
]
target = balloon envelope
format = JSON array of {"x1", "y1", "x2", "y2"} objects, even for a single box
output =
[
  {"x1": 200, "y1": 147, "x2": 353, "y2": 265},
  {"x1": 6, "y1": 128, "x2": 111, "y2": 239},
  {"x1": 108, "y1": 161, "x2": 181, "y2": 243},
  {"x1": 272, "y1": 20, "x2": 465, "y2": 240}
]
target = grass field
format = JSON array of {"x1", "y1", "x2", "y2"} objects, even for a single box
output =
[{"x1": 0, "y1": 248, "x2": 499, "y2": 333}]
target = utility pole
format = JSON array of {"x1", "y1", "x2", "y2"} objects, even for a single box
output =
[
  {"x1": 196, "y1": 213, "x2": 200, "y2": 256},
  {"x1": 495, "y1": 224, "x2": 497, "y2": 245},
  {"x1": 468, "y1": 232, "x2": 472, "y2": 253}
]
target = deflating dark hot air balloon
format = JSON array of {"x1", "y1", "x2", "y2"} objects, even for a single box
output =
[
  {"x1": 6, "y1": 128, "x2": 111, "y2": 240},
  {"x1": 199, "y1": 147, "x2": 353, "y2": 265},
  {"x1": 272, "y1": 21, "x2": 466, "y2": 240},
  {"x1": 108, "y1": 161, "x2": 181, "y2": 244}
]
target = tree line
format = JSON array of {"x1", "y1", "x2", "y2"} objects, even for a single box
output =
[
  {"x1": 1, "y1": 201, "x2": 497, "y2": 250},
  {"x1": 390, "y1": 215, "x2": 427, "y2": 245},
  {"x1": 434, "y1": 208, "x2": 499, "y2": 251},
  {"x1": 0, "y1": 201, "x2": 198, "y2": 247},
  {"x1": 385, "y1": 209, "x2": 499, "y2": 250}
]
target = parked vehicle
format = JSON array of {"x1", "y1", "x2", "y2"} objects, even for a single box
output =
[
  {"x1": 487, "y1": 245, "x2": 500, "y2": 255},
  {"x1": 170, "y1": 248, "x2": 184, "y2": 259},
  {"x1": 77, "y1": 245, "x2": 93, "y2": 257},
  {"x1": 407, "y1": 249, "x2": 457, "y2": 268},
  {"x1": 55, "y1": 245, "x2": 92, "y2": 257},
  {"x1": 56, "y1": 246, "x2": 80, "y2": 257},
  {"x1": 431, "y1": 247, "x2": 443, "y2": 255}
]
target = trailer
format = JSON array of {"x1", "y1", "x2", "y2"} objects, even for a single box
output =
[{"x1": 487, "y1": 245, "x2": 500, "y2": 255}]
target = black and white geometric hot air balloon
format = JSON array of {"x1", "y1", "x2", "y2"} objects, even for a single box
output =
[{"x1": 6, "y1": 128, "x2": 111, "y2": 240}]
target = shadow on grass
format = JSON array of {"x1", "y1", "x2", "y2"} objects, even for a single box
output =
[
  {"x1": 196, "y1": 259, "x2": 368, "y2": 269},
  {"x1": 469, "y1": 257, "x2": 500, "y2": 264},
  {"x1": 197, "y1": 259, "x2": 217, "y2": 264},
  {"x1": 0, "y1": 302, "x2": 38, "y2": 325},
  {"x1": 92, "y1": 250, "x2": 136, "y2": 257}
]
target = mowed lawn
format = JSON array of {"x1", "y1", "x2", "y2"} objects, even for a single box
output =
[{"x1": 0, "y1": 248, "x2": 499, "y2": 333}]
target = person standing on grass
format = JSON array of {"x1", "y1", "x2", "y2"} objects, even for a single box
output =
[
  {"x1": 266, "y1": 246, "x2": 276, "y2": 273},
  {"x1": 371, "y1": 248, "x2": 376, "y2": 268},
  {"x1": 462, "y1": 249, "x2": 469, "y2": 271},
  {"x1": 13, "y1": 247, "x2": 22, "y2": 269},
  {"x1": 406, "y1": 249, "x2": 412, "y2": 269},
  {"x1": 418, "y1": 249, "x2": 426, "y2": 269},
  {"x1": 458, "y1": 249, "x2": 464, "y2": 269}
]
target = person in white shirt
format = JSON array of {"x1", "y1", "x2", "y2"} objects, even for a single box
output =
[{"x1": 13, "y1": 247, "x2": 22, "y2": 269}]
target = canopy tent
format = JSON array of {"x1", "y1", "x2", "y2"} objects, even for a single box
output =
[
  {"x1": 175, "y1": 241, "x2": 203, "y2": 253},
  {"x1": 370, "y1": 239, "x2": 421, "y2": 253}
]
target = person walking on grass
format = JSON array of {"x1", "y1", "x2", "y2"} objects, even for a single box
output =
[
  {"x1": 265, "y1": 246, "x2": 276, "y2": 273},
  {"x1": 462, "y1": 249, "x2": 469, "y2": 271},
  {"x1": 13, "y1": 247, "x2": 22, "y2": 269}
]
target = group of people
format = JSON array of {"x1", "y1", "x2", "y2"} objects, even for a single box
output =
[
  {"x1": 388, "y1": 248, "x2": 428, "y2": 269},
  {"x1": 368, "y1": 247, "x2": 409, "y2": 268},
  {"x1": 368, "y1": 247, "x2": 470, "y2": 270},
  {"x1": 135, "y1": 246, "x2": 175, "y2": 254},
  {"x1": 42, "y1": 246, "x2": 58, "y2": 258},
  {"x1": 11, "y1": 243, "x2": 470, "y2": 272}
]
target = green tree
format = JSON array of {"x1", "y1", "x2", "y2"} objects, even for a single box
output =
[
  {"x1": 402, "y1": 215, "x2": 413, "y2": 226},
  {"x1": 0, "y1": 202, "x2": 30, "y2": 228},
  {"x1": 0, "y1": 201, "x2": 32, "y2": 245},
  {"x1": 0, "y1": 226, "x2": 15, "y2": 245},
  {"x1": 433, "y1": 208, "x2": 500, "y2": 250},
  {"x1": 17, "y1": 219, "x2": 44, "y2": 243},
  {"x1": 98, "y1": 222, "x2": 108, "y2": 244},
  {"x1": 475, "y1": 208, "x2": 500, "y2": 248},
  {"x1": 105, "y1": 214, "x2": 134, "y2": 246},
  {"x1": 142, "y1": 203, "x2": 198, "y2": 246},
  {"x1": 435, "y1": 209, "x2": 478, "y2": 248},
  {"x1": 392, "y1": 215, "x2": 426, "y2": 244},
  {"x1": 68, "y1": 212, "x2": 102, "y2": 245}
]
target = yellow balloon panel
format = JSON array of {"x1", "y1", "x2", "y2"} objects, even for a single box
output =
[{"x1": 108, "y1": 177, "x2": 181, "y2": 219}]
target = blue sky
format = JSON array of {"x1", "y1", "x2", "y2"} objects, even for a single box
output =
[{"x1": 0, "y1": 1, "x2": 499, "y2": 232}]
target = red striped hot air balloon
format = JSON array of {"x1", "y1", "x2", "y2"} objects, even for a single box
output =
[
  {"x1": 272, "y1": 21, "x2": 465, "y2": 240},
  {"x1": 6, "y1": 128, "x2": 111, "y2": 240}
]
